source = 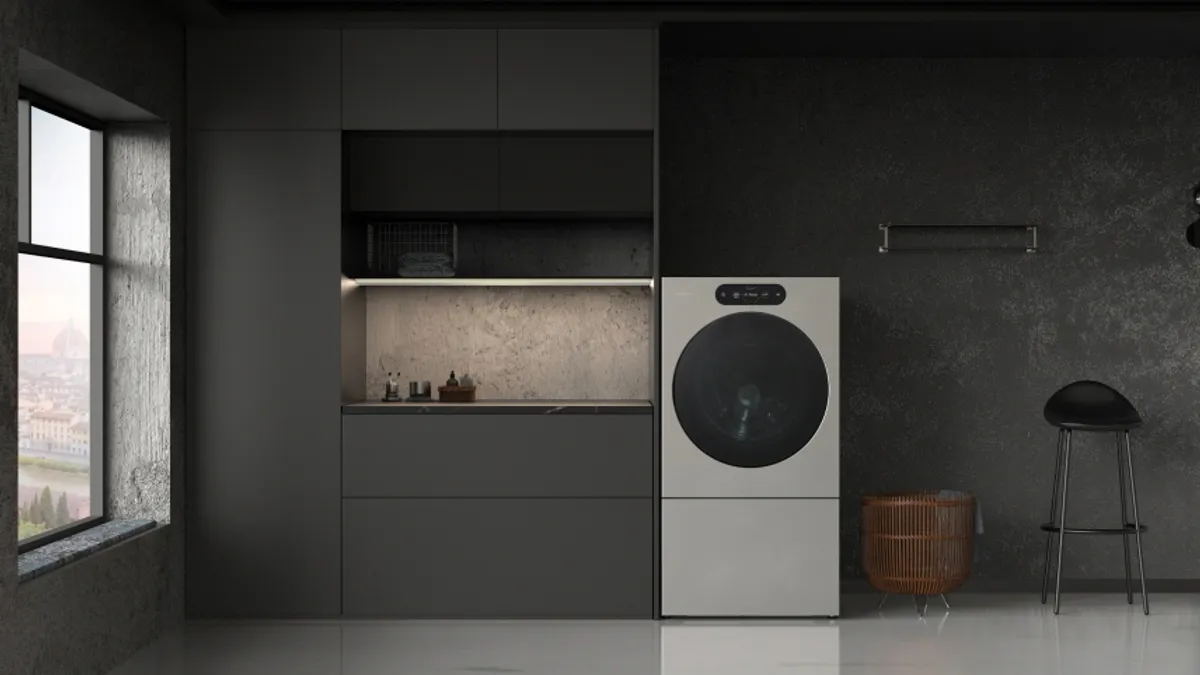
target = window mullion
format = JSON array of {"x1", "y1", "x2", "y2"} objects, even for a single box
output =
[
  {"x1": 18, "y1": 99, "x2": 30, "y2": 243},
  {"x1": 89, "y1": 129, "x2": 103, "y2": 256},
  {"x1": 89, "y1": 263, "x2": 104, "y2": 520}
]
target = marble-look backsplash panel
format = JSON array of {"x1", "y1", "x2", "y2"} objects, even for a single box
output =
[{"x1": 365, "y1": 287, "x2": 651, "y2": 400}]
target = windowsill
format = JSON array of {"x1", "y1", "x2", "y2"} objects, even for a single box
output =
[{"x1": 18, "y1": 518, "x2": 157, "y2": 583}]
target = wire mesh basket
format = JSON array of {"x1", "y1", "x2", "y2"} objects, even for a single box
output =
[
  {"x1": 862, "y1": 491, "x2": 975, "y2": 598},
  {"x1": 366, "y1": 222, "x2": 457, "y2": 277}
]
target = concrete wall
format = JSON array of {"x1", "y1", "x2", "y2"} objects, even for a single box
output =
[
  {"x1": 365, "y1": 287, "x2": 652, "y2": 400},
  {"x1": 107, "y1": 125, "x2": 174, "y2": 523},
  {"x1": 661, "y1": 56, "x2": 1200, "y2": 584},
  {"x1": 0, "y1": 1, "x2": 184, "y2": 673}
]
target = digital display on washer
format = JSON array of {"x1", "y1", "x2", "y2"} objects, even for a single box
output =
[{"x1": 715, "y1": 284, "x2": 786, "y2": 306}]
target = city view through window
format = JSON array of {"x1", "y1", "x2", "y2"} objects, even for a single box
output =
[{"x1": 17, "y1": 104, "x2": 102, "y2": 542}]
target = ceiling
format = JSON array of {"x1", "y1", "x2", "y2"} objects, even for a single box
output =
[
  {"x1": 208, "y1": 0, "x2": 1200, "y2": 11},
  {"x1": 664, "y1": 17, "x2": 1200, "y2": 56},
  {"x1": 189, "y1": 0, "x2": 1200, "y2": 46}
]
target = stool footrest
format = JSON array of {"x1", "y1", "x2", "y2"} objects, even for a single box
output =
[{"x1": 1040, "y1": 523, "x2": 1147, "y2": 536}]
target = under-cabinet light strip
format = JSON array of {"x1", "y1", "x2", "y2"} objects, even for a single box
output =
[{"x1": 352, "y1": 278, "x2": 654, "y2": 288}]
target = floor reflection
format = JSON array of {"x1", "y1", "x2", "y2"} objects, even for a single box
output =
[
  {"x1": 108, "y1": 594, "x2": 1200, "y2": 675},
  {"x1": 661, "y1": 622, "x2": 838, "y2": 674}
]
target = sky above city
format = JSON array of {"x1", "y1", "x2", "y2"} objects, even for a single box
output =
[{"x1": 19, "y1": 107, "x2": 95, "y2": 355}]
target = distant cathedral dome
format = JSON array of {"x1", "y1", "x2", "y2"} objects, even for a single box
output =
[{"x1": 51, "y1": 319, "x2": 88, "y2": 359}]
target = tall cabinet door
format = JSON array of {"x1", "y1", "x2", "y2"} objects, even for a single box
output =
[
  {"x1": 342, "y1": 29, "x2": 498, "y2": 130},
  {"x1": 498, "y1": 29, "x2": 655, "y2": 130},
  {"x1": 188, "y1": 29, "x2": 343, "y2": 130},
  {"x1": 187, "y1": 131, "x2": 342, "y2": 617}
]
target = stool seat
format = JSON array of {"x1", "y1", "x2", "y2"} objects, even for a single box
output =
[{"x1": 1043, "y1": 380, "x2": 1143, "y2": 431}]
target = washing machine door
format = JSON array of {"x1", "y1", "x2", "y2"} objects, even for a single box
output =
[{"x1": 672, "y1": 311, "x2": 830, "y2": 469}]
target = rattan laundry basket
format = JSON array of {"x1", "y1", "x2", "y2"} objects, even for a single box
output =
[{"x1": 861, "y1": 491, "x2": 975, "y2": 597}]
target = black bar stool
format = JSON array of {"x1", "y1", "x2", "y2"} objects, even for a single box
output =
[{"x1": 1040, "y1": 380, "x2": 1149, "y2": 615}]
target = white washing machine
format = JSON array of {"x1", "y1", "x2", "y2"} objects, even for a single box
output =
[{"x1": 661, "y1": 277, "x2": 840, "y2": 618}]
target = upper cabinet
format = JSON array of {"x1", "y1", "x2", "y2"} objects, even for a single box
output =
[
  {"x1": 345, "y1": 134, "x2": 500, "y2": 213},
  {"x1": 499, "y1": 135, "x2": 653, "y2": 214},
  {"x1": 342, "y1": 30, "x2": 499, "y2": 130},
  {"x1": 498, "y1": 29, "x2": 655, "y2": 130},
  {"x1": 188, "y1": 29, "x2": 342, "y2": 130},
  {"x1": 187, "y1": 28, "x2": 655, "y2": 132}
]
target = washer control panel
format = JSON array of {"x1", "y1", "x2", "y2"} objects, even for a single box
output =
[{"x1": 715, "y1": 284, "x2": 787, "y2": 306}]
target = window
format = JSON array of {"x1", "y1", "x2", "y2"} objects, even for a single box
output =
[{"x1": 16, "y1": 93, "x2": 105, "y2": 548}]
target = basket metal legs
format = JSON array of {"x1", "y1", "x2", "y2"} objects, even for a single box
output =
[
  {"x1": 1124, "y1": 431, "x2": 1150, "y2": 616},
  {"x1": 1116, "y1": 433, "x2": 1133, "y2": 605},
  {"x1": 1041, "y1": 429, "x2": 1066, "y2": 605},
  {"x1": 876, "y1": 592, "x2": 950, "y2": 615},
  {"x1": 1053, "y1": 430, "x2": 1073, "y2": 615},
  {"x1": 1040, "y1": 429, "x2": 1150, "y2": 616}
]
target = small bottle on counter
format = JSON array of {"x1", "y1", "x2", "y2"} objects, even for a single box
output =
[
  {"x1": 459, "y1": 372, "x2": 474, "y2": 388},
  {"x1": 447, "y1": 371, "x2": 459, "y2": 387},
  {"x1": 385, "y1": 372, "x2": 399, "y2": 401}
]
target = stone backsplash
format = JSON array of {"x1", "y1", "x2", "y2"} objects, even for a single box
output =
[{"x1": 365, "y1": 286, "x2": 652, "y2": 401}]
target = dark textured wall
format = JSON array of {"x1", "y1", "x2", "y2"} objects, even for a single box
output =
[
  {"x1": 0, "y1": 1, "x2": 185, "y2": 673},
  {"x1": 661, "y1": 57, "x2": 1200, "y2": 583}
]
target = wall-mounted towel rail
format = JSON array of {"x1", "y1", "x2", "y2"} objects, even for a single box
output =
[{"x1": 879, "y1": 223, "x2": 1038, "y2": 253}]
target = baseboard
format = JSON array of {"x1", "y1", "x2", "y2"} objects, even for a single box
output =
[{"x1": 841, "y1": 578, "x2": 1200, "y2": 593}]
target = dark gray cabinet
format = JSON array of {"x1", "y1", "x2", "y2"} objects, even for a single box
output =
[
  {"x1": 342, "y1": 30, "x2": 499, "y2": 130},
  {"x1": 187, "y1": 131, "x2": 342, "y2": 617},
  {"x1": 498, "y1": 29, "x2": 655, "y2": 130},
  {"x1": 342, "y1": 498, "x2": 654, "y2": 617},
  {"x1": 499, "y1": 136, "x2": 654, "y2": 213},
  {"x1": 187, "y1": 29, "x2": 342, "y2": 130},
  {"x1": 345, "y1": 133, "x2": 652, "y2": 215},
  {"x1": 342, "y1": 414, "x2": 653, "y2": 497},
  {"x1": 344, "y1": 135, "x2": 500, "y2": 213}
]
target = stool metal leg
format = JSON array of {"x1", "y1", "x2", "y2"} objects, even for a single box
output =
[
  {"x1": 1124, "y1": 431, "x2": 1150, "y2": 616},
  {"x1": 1042, "y1": 429, "x2": 1066, "y2": 604},
  {"x1": 1116, "y1": 432, "x2": 1133, "y2": 605},
  {"x1": 1054, "y1": 430, "x2": 1073, "y2": 615}
]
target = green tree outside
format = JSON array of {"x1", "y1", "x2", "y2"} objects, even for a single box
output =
[
  {"x1": 38, "y1": 486, "x2": 53, "y2": 528},
  {"x1": 18, "y1": 520, "x2": 47, "y2": 540},
  {"x1": 26, "y1": 495, "x2": 42, "y2": 526},
  {"x1": 55, "y1": 492, "x2": 71, "y2": 529},
  {"x1": 18, "y1": 488, "x2": 81, "y2": 539}
]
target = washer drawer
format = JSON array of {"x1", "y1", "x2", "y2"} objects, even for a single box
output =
[
  {"x1": 342, "y1": 414, "x2": 653, "y2": 497},
  {"x1": 661, "y1": 498, "x2": 840, "y2": 617}
]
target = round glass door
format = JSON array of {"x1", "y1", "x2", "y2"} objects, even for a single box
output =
[{"x1": 672, "y1": 312, "x2": 829, "y2": 469}]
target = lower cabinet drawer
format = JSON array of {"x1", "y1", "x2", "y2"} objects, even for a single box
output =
[
  {"x1": 342, "y1": 414, "x2": 653, "y2": 498},
  {"x1": 342, "y1": 498, "x2": 653, "y2": 618}
]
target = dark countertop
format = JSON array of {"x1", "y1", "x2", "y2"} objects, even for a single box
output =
[{"x1": 342, "y1": 400, "x2": 654, "y2": 415}]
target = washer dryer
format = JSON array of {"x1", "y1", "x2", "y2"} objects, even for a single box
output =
[{"x1": 661, "y1": 277, "x2": 839, "y2": 618}]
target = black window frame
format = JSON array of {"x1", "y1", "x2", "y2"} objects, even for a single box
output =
[{"x1": 16, "y1": 88, "x2": 109, "y2": 553}]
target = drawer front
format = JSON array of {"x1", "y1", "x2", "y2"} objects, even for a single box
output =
[
  {"x1": 661, "y1": 499, "x2": 840, "y2": 618},
  {"x1": 344, "y1": 135, "x2": 500, "y2": 212},
  {"x1": 498, "y1": 136, "x2": 653, "y2": 214},
  {"x1": 342, "y1": 414, "x2": 653, "y2": 497},
  {"x1": 342, "y1": 498, "x2": 654, "y2": 617}
]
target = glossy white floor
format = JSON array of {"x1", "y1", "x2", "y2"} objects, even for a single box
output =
[{"x1": 109, "y1": 594, "x2": 1200, "y2": 675}]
